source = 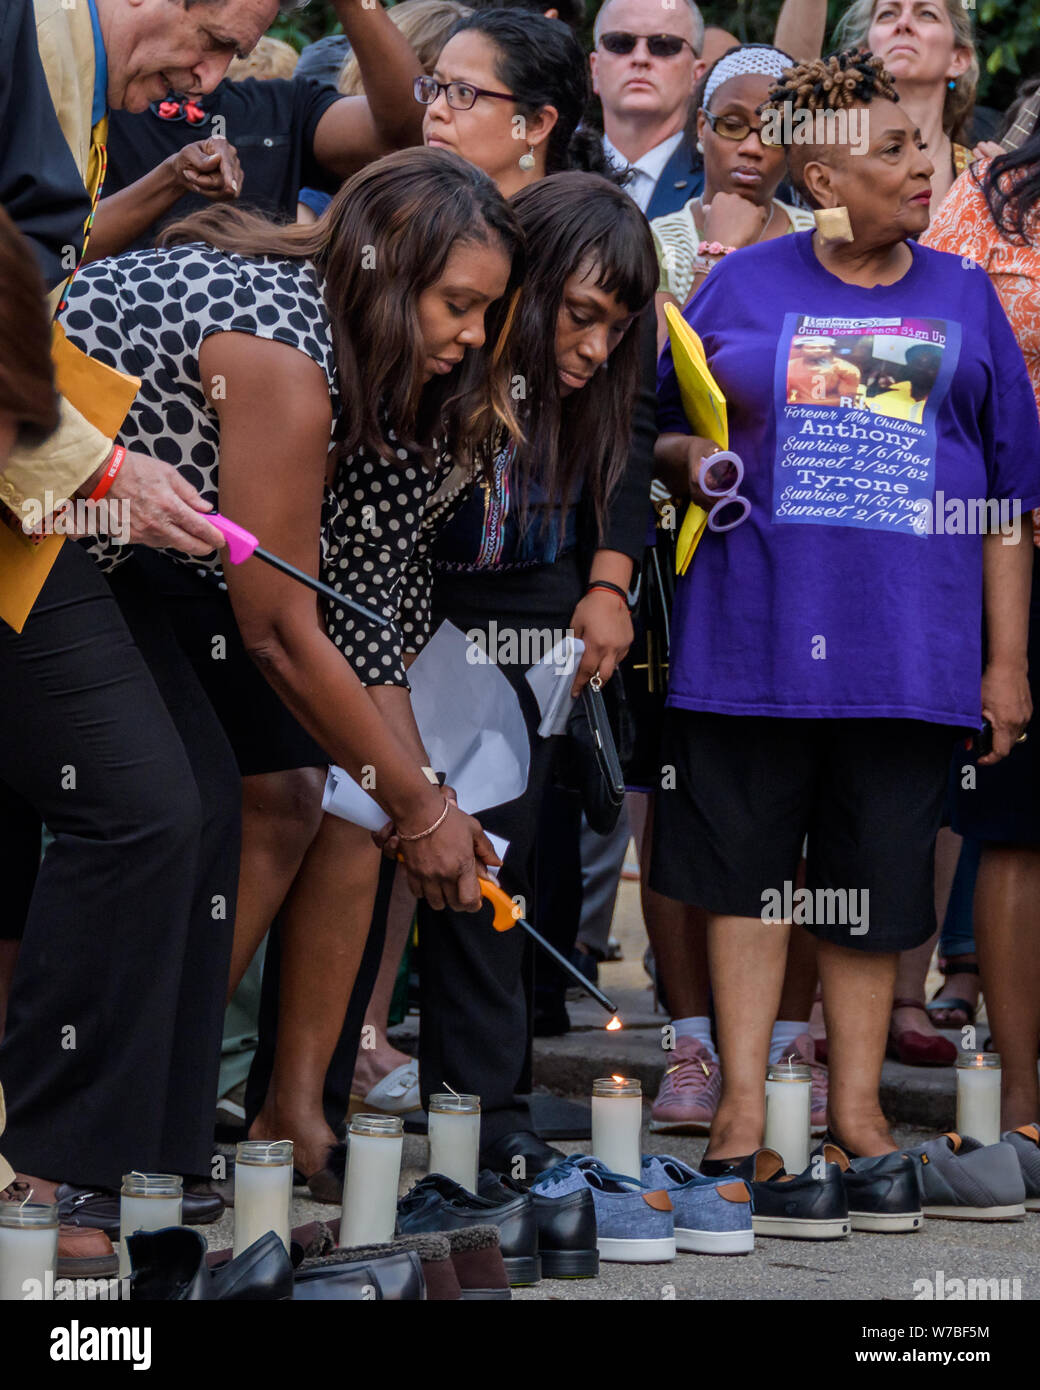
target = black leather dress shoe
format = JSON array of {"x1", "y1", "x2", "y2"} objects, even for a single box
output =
[
  {"x1": 56, "y1": 1181, "x2": 223, "y2": 1235},
  {"x1": 397, "y1": 1174, "x2": 541, "y2": 1285},
  {"x1": 479, "y1": 1130, "x2": 567, "y2": 1183},
  {"x1": 727, "y1": 1148, "x2": 850, "y2": 1240},
  {"x1": 129, "y1": 1227, "x2": 294, "y2": 1300},
  {"x1": 478, "y1": 1170, "x2": 598, "y2": 1278}
]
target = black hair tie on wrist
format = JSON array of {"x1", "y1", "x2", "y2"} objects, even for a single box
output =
[{"x1": 586, "y1": 579, "x2": 631, "y2": 606}]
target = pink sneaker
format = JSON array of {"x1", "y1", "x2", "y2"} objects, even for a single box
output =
[
  {"x1": 791, "y1": 1032, "x2": 829, "y2": 1136},
  {"x1": 649, "y1": 1037, "x2": 721, "y2": 1134}
]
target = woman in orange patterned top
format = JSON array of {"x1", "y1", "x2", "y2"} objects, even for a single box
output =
[{"x1": 922, "y1": 90, "x2": 1040, "y2": 1132}]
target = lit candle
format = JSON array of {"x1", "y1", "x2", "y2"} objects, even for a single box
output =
[
  {"x1": 234, "y1": 1139, "x2": 293, "y2": 1257},
  {"x1": 764, "y1": 1063, "x2": 812, "y2": 1175},
  {"x1": 340, "y1": 1114, "x2": 404, "y2": 1246},
  {"x1": 0, "y1": 1200, "x2": 58, "y2": 1301},
  {"x1": 118, "y1": 1173, "x2": 183, "y2": 1278},
  {"x1": 591, "y1": 1076, "x2": 642, "y2": 1178},
  {"x1": 956, "y1": 1052, "x2": 1002, "y2": 1145},
  {"x1": 427, "y1": 1093, "x2": 481, "y2": 1191}
]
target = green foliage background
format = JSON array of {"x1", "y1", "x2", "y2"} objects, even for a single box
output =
[{"x1": 272, "y1": 0, "x2": 1040, "y2": 112}]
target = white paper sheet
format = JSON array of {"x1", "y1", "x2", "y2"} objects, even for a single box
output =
[
  {"x1": 323, "y1": 621, "x2": 531, "y2": 827},
  {"x1": 526, "y1": 634, "x2": 584, "y2": 738}
]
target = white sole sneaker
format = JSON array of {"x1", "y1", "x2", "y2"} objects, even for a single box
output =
[
  {"x1": 676, "y1": 1226, "x2": 754, "y2": 1254},
  {"x1": 850, "y1": 1209, "x2": 923, "y2": 1233},
  {"x1": 1025, "y1": 1196, "x2": 1040, "y2": 1211},
  {"x1": 648, "y1": 1118, "x2": 713, "y2": 1135},
  {"x1": 752, "y1": 1214, "x2": 850, "y2": 1240},
  {"x1": 597, "y1": 1236, "x2": 676, "y2": 1263},
  {"x1": 923, "y1": 1202, "x2": 1026, "y2": 1221}
]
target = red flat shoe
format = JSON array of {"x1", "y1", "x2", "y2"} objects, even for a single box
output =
[{"x1": 887, "y1": 998, "x2": 957, "y2": 1066}]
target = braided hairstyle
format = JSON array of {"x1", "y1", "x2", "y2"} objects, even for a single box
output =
[
  {"x1": 766, "y1": 49, "x2": 898, "y2": 114},
  {"x1": 762, "y1": 49, "x2": 899, "y2": 204}
]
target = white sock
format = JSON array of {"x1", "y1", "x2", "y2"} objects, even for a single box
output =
[
  {"x1": 770, "y1": 1019, "x2": 809, "y2": 1065},
  {"x1": 672, "y1": 1016, "x2": 717, "y2": 1060}
]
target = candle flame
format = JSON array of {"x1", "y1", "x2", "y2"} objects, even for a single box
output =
[
  {"x1": 605, "y1": 1015, "x2": 622, "y2": 1031},
  {"x1": 611, "y1": 1073, "x2": 626, "y2": 1084}
]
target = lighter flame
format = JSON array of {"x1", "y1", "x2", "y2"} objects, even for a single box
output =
[{"x1": 606, "y1": 1016, "x2": 622, "y2": 1032}]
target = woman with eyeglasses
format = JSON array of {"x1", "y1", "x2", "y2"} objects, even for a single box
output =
[
  {"x1": 652, "y1": 51, "x2": 1040, "y2": 1175},
  {"x1": 651, "y1": 46, "x2": 815, "y2": 347},
  {"x1": 416, "y1": 7, "x2": 614, "y2": 194}
]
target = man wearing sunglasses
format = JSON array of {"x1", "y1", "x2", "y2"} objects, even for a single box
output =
[{"x1": 590, "y1": 0, "x2": 707, "y2": 219}]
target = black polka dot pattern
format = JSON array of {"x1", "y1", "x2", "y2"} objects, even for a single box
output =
[{"x1": 60, "y1": 244, "x2": 450, "y2": 689}]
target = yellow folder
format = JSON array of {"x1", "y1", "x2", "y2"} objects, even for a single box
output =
[
  {"x1": 664, "y1": 303, "x2": 729, "y2": 575},
  {"x1": 0, "y1": 324, "x2": 139, "y2": 632}
]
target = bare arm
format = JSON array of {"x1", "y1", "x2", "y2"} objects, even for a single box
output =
[
  {"x1": 773, "y1": 0, "x2": 827, "y2": 60},
  {"x1": 200, "y1": 331, "x2": 493, "y2": 908},
  {"x1": 979, "y1": 524, "x2": 1033, "y2": 764},
  {"x1": 311, "y1": 0, "x2": 424, "y2": 179},
  {"x1": 653, "y1": 430, "x2": 720, "y2": 500},
  {"x1": 88, "y1": 140, "x2": 242, "y2": 262}
]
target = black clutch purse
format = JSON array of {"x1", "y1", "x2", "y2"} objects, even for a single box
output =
[{"x1": 555, "y1": 674, "x2": 632, "y2": 834}]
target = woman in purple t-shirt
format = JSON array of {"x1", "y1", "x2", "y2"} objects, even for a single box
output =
[{"x1": 652, "y1": 51, "x2": 1040, "y2": 1191}]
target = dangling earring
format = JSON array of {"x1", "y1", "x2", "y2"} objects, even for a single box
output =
[
  {"x1": 947, "y1": 78, "x2": 956, "y2": 90},
  {"x1": 696, "y1": 140, "x2": 704, "y2": 153},
  {"x1": 518, "y1": 144, "x2": 536, "y2": 170},
  {"x1": 814, "y1": 206, "x2": 854, "y2": 243}
]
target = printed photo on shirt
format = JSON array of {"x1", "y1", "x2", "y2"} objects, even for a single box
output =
[{"x1": 773, "y1": 313, "x2": 960, "y2": 537}]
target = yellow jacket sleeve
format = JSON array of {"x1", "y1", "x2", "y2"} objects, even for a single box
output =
[{"x1": 0, "y1": 394, "x2": 111, "y2": 511}]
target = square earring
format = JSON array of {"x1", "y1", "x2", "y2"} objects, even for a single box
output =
[{"x1": 813, "y1": 206, "x2": 854, "y2": 243}]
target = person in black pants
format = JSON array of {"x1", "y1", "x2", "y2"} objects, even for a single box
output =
[{"x1": 0, "y1": 542, "x2": 242, "y2": 1200}]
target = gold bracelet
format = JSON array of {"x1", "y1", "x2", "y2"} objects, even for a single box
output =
[{"x1": 397, "y1": 797, "x2": 452, "y2": 842}]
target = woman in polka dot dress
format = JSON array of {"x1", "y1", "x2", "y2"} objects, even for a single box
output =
[{"x1": 59, "y1": 147, "x2": 524, "y2": 1184}]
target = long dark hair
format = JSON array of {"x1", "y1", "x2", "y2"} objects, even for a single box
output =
[
  {"x1": 0, "y1": 207, "x2": 58, "y2": 447},
  {"x1": 508, "y1": 172, "x2": 657, "y2": 539},
  {"x1": 447, "y1": 9, "x2": 613, "y2": 178},
  {"x1": 160, "y1": 148, "x2": 525, "y2": 466},
  {"x1": 980, "y1": 82, "x2": 1040, "y2": 246}
]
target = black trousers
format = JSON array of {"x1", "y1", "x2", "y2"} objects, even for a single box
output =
[
  {"x1": 0, "y1": 543, "x2": 241, "y2": 1188},
  {"x1": 415, "y1": 555, "x2": 582, "y2": 1148}
]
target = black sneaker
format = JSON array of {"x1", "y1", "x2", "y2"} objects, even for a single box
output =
[
  {"x1": 478, "y1": 1169, "x2": 598, "y2": 1279},
  {"x1": 396, "y1": 1174, "x2": 541, "y2": 1285},
  {"x1": 816, "y1": 1143, "x2": 923, "y2": 1233},
  {"x1": 726, "y1": 1148, "x2": 850, "y2": 1240}
]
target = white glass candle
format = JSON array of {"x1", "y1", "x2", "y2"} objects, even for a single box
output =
[
  {"x1": 234, "y1": 1139, "x2": 293, "y2": 1257},
  {"x1": 118, "y1": 1173, "x2": 183, "y2": 1278},
  {"x1": 427, "y1": 1093, "x2": 481, "y2": 1192},
  {"x1": 764, "y1": 1064, "x2": 812, "y2": 1175},
  {"x1": 956, "y1": 1052, "x2": 1002, "y2": 1145},
  {"x1": 591, "y1": 1077, "x2": 642, "y2": 1178},
  {"x1": 340, "y1": 1114, "x2": 404, "y2": 1246},
  {"x1": 0, "y1": 1201, "x2": 58, "y2": 1301}
]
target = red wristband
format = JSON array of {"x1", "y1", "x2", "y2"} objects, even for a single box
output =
[
  {"x1": 88, "y1": 446, "x2": 126, "y2": 503},
  {"x1": 586, "y1": 581, "x2": 629, "y2": 608}
]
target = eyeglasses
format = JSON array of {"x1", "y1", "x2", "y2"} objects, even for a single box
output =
[
  {"x1": 698, "y1": 451, "x2": 750, "y2": 532},
  {"x1": 414, "y1": 75, "x2": 516, "y2": 111},
  {"x1": 599, "y1": 32, "x2": 696, "y2": 58},
  {"x1": 701, "y1": 108, "x2": 782, "y2": 148}
]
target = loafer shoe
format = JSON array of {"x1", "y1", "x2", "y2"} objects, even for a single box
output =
[
  {"x1": 895, "y1": 1133, "x2": 1026, "y2": 1220},
  {"x1": 56, "y1": 1224, "x2": 118, "y2": 1279},
  {"x1": 1003, "y1": 1124, "x2": 1040, "y2": 1210},
  {"x1": 725, "y1": 1149, "x2": 850, "y2": 1240},
  {"x1": 479, "y1": 1130, "x2": 567, "y2": 1183},
  {"x1": 817, "y1": 1143, "x2": 923, "y2": 1233},
  {"x1": 479, "y1": 1169, "x2": 598, "y2": 1278},
  {"x1": 531, "y1": 1157, "x2": 675, "y2": 1264},
  {"x1": 640, "y1": 1154, "x2": 754, "y2": 1254},
  {"x1": 396, "y1": 1173, "x2": 540, "y2": 1285},
  {"x1": 53, "y1": 1180, "x2": 222, "y2": 1233}
]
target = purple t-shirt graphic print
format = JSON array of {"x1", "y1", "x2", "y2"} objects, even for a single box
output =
[{"x1": 657, "y1": 232, "x2": 1040, "y2": 727}]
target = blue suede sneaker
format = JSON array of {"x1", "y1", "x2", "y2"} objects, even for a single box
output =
[
  {"x1": 641, "y1": 1154, "x2": 754, "y2": 1254},
  {"x1": 531, "y1": 1158, "x2": 675, "y2": 1263}
]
